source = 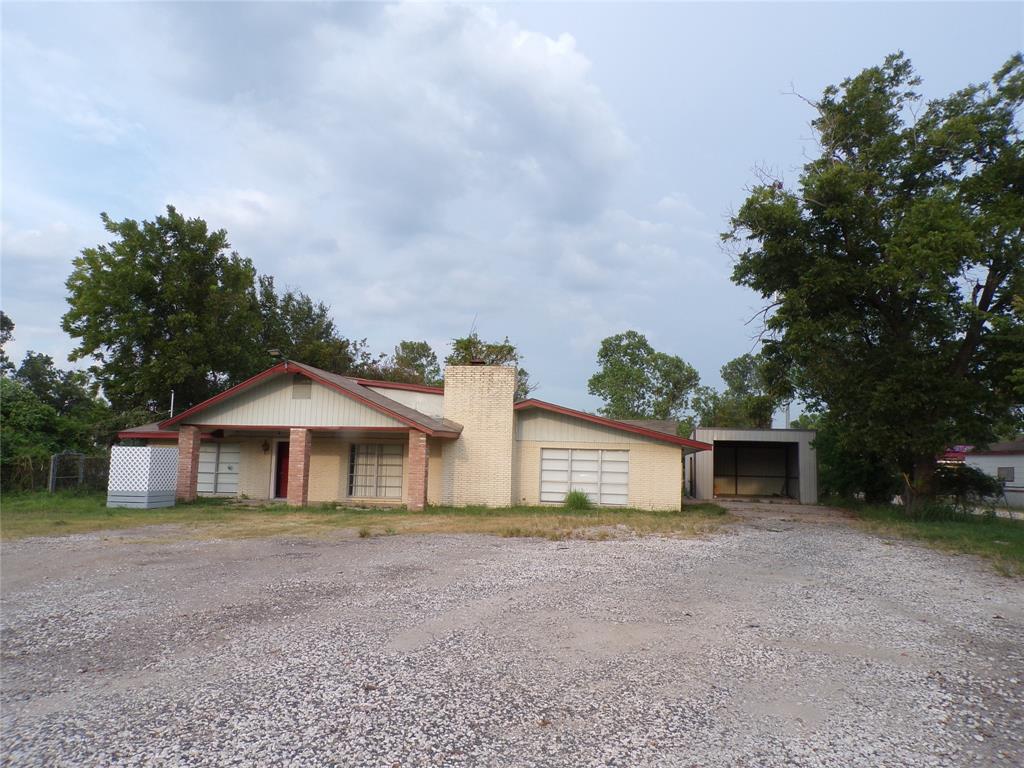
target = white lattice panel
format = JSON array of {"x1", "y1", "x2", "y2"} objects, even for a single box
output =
[{"x1": 109, "y1": 446, "x2": 179, "y2": 492}]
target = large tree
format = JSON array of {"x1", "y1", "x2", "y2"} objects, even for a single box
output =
[
  {"x1": 63, "y1": 206, "x2": 263, "y2": 412},
  {"x1": 587, "y1": 331, "x2": 700, "y2": 420},
  {"x1": 726, "y1": 53, "x2": 1024, "y2": 509},
  {"x1": 445, "y1": 332, "x2": 534, "y2": 400}
]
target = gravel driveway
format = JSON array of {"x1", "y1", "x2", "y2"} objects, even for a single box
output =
[{"x1": 2, "y1": 502, "x2": 1022, "y2": 767}]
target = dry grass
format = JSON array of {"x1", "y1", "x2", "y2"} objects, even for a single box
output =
[{"x1": 1, "y1": 491, "x2": 731, "y2": 542}]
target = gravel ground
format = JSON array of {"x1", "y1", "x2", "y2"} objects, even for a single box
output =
[{"x1": 2, "y1": 502, "x2": 1022, "y2": 767}]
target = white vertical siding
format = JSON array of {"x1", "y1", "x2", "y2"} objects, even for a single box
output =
[
  {"x1": 192, "y1": 375, "x2": 404, "y2": 427},
  {"x1": 516, "y1": 409, "x2": 675, "y2": 445},
  {"x1": 690, "y1": 427, "x2": 818, "y2": 504}
]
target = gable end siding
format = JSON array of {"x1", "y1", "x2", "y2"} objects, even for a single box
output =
[{"x1": 189, "y1": 376, "x2": 405, "y2": 428}]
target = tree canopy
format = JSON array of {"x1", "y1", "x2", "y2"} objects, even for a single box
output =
[
  {"x1": 387, "y1": 340, "x2": 443, "y2": 386},
  {"x1": 587, "y1": 331, "x2": 699, "y2": 420},
  {"x1": 690, "y1": 353, "x2": 779, "y2": 429},
  {"x1": 63, "y1": 206, "x2": 263, "y2": 412},
  {"x1": 726, "y1": 52, "x2": 1024, "y2": 505},
  {"x1": 445, "y1": 332, "x2": 534, "y2": 400}
]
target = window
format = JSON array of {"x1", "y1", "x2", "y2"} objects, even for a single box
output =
[
  {"x1": 997, "y1": 467, "x2": 1015, "y2": 483},
  {"x1": 349, "y1": 444, "x2": 403, "y2": 498},
  {"x1": 540, "y1": 448, "x2": 629, "y2": 506}
]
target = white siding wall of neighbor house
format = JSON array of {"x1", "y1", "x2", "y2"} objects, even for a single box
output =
[
  {"x1": 366, "y1": 388, "x2": 444, "y2": 419},
  {"x1": 689, "y1": 427, "x2": 818, "y2": 505},
  {"x1": 966, "y1": 453, "x2": 1024, "y2": 508},
  {"x1": 193, "y1": 375, "x2": 405, "y2": 428}
]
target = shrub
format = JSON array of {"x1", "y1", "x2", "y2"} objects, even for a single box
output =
[{"x1": 563, "y1": 490, "x2": 592, "y2": 511}]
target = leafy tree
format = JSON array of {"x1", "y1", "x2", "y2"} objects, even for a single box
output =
[
  {"x1": 386, "y1": 340, "x2": 442, "y2": 386},
  {"x1": 0, "y1": 311, "x2": 14, "y2": 375},
  {"x1": 726, "y1": 53, "x2": 1024, "y2": 511},
  {"x1": 15, "y1": 352, "x2": 99, "y2": 417},
  {"x1": 0, "y1": 378, "x2": 66, "y2": 479},
  {"x1": 255, "y1": 275, "x2": 380, "y2": 375},
  {"x1": 445, "y1": 332, "x2": 534, "y2": 400},
  {"x1": 587, "y1": 331, "x2": 699, "y2": 420},
  {"x1": 62, "y1": 206, "x2": 263, "y2": 412},
  {"x1": 689, "y1": 353, "x2": 780, "y2": 428}
]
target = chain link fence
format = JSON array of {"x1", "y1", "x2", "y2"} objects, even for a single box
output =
[{"x1": 1, "y1": 452, "x2": 110, "y2": 493}]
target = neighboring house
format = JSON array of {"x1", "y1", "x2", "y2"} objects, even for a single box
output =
[
  {"x1": 965, "y1": 439, "x2": 1024, "y2": 509},
  {"x1": 118, "y1": 362, "x2": 711, "y2": 510}
]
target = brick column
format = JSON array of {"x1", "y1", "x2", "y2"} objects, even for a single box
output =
[
  {"x1": 287, "y1": 428, "x2": 312, "y2": 507},
  {"x1": 406, "y1": 430, "x2": 429, "y2": 511},
  {"x1": 175, "y1": 425, "x2": 201, "y2": 502}
]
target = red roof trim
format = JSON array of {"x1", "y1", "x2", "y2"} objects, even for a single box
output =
[
  {"x1": 159, "y1": 363, "x2": 288, "y2": 429},
  {"x1": 159, "y1": 362, "x2": 443, "y2": 435},
  {"x1": 513, "y1": 399, "x2": 713, "y2": 450},
  {"x1": 354, "y1": 378, "x2": 444, "y2": 394}
]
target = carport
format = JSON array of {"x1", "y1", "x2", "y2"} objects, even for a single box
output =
[{"x1": 687, "y1": 427, "x2": 818, "y2": 504}]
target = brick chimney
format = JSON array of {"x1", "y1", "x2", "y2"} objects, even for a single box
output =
[{"x1": 441, "y1": 365, "x2": 516, "y2": 507}]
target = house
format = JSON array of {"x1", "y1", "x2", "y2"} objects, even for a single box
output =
[
  {"x1": 965, "y1": 439, "x2": 1024, "y2": 508},
  {"x1": 686, "y1": 427, "x2": 818, "y2": 504},
  {"x1": 118, "y1": 362, "x2": 712, "y2": 510}
]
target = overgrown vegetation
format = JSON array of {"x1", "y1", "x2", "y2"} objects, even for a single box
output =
[
  {"x1": 0, "y1": 492, "x2": 728, "y2": 542},
  {"x1": 563, "y1": 490, "x2": 592, "y2": 510},
  {"x1": 842, "y1": 500, "x2": 1024, "y2": 576}
]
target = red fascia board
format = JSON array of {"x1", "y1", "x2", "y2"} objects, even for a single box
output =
[
  {"x1": 514, "y1": 399, "x2": 713, "y2": 450},
  {"x1": 159, "y1": 363, "x2": 289, "y2": 429},
  {"x1": 354, "y1": 378, "x2": 444, "y2": 394},
  {"x1": 159, "y1": 362, "x2": 441, "y2": 435}
]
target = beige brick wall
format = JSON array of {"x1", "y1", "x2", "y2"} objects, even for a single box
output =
[
  {"x1": 442, "y1": 365, "x2": 515, "y2": 507},
  {"x1": 514, "y1": 440, "x2": 683, "y2": 511},
  {"x1": 239, "y1": 439, "x2": 273, "y2": 499}
]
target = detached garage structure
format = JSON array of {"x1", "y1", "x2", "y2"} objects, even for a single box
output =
[{"x1": 687, "y1": 427, "x2": 818, "y2": 504}]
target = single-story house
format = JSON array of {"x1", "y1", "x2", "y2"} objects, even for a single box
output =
[
  {"x1": 118, "y1": 362, "x2": 712, "y2": 510},
  {"x1": 686, "y1": 426, "x2": 818, "y2": 504},
  {"x1": 965, "y1": 439, "x2": 1024, "y2": 508}
]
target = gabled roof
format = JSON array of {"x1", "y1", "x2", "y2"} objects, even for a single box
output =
[
  {"x1": 514, "y1": 399, "x2": 712, "y2": 451},
  {"x1": 156, "y1": 362, "x2": 461, "y2": 437}
]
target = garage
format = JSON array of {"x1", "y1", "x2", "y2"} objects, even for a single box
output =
[{"x1": 687, "y1": 427, "x2": 818, "y2": 504}]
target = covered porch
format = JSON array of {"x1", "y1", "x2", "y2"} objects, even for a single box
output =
[{"x1": 174, "y1": 426, "x2": 440, "y2": 510}]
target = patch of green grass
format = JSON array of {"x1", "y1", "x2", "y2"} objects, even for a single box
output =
[
  {"x1": 850, "y1": 503, "x2": 1024, "y2": 576},
  {"x1": 0, "y1": 491, "x2": 731, "y2": 543}
]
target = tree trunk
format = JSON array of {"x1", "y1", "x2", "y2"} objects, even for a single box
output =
[{"x1": 903, "y1": 454, "x2": 938, "y2": 518}]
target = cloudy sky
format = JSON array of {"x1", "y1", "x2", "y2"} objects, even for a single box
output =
[{"x1": 2, "y1": 1, "x2": 1020, "y2": 414}]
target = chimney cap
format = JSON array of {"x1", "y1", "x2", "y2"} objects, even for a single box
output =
[{"x1": 469, "y1": 358, "x2": 487, "y2": 366}]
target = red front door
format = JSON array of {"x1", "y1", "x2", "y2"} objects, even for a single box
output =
[{"x1": 275, "y1": 441, "x2": 290, "y2": 498}]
